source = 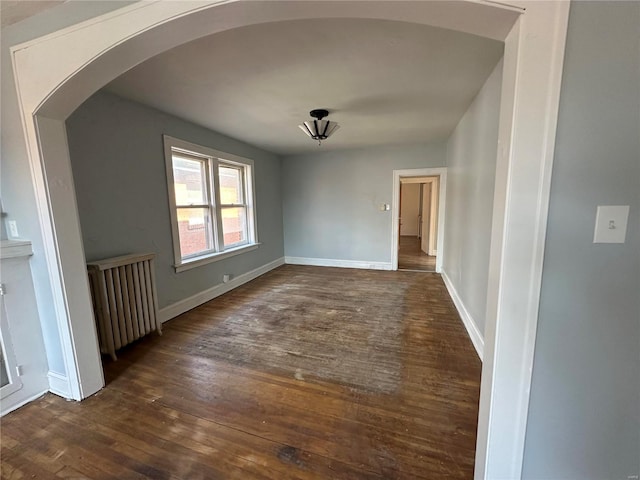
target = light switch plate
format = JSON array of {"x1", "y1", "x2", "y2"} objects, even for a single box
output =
[
  {"x1": 7, "y1": 220, "x2": 18, "y2": 238},
  {"x1": 593, "y1": 205, "x2": 629, "y2": 243}
]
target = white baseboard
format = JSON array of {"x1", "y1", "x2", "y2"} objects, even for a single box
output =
[
  {"x1": 1, "y1": 389, "x2": 48, "y2": 416},
  {"x1": 441, "y1": 270, "x2": 484, "y2": 360},
  {"x1": 158, "y1": 257, "x2": 285, "y2": 323},
  {"x1": 48, "y1": 371, "x2": 72, "y2": 399},
  {"x1": 285, "y1": 256, "x2": 392, "y2": 271}
]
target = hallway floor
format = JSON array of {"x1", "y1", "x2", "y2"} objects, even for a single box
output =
[{"x1": 398, "y1": 235, "x2": 436, "y2": 271}]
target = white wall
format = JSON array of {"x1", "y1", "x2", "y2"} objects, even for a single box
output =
[
  {"x1": 400, "y1": 183, "x2": 420, "y2": 236},
  {"x1": 523, "y1": 2, "x2": 640, "y2": 478},
  {"x1": 282, "y1": 143, "x2": 446, "y2": 266},
  {"x1": 0, "y1": 2, "x2": 135, "y2": 400},
  {"x1": 0, "y1": 248, "x2": 50, "y2": 414},
  {"x1": 442, "y1": 59, "x2": 503, "y2": 339}
]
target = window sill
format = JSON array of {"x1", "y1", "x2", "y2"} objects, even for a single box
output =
[{"x1": 174, "y1": 243, "x2": 260, "y2": 273}]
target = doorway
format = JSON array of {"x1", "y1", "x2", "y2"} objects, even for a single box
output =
[
  {"x1": 398, "y1": 176, "x2": 439, "y2": 272},
  {"x1": 10, "y1": 1, "x2": 572, "y2": 477},
  {"x1": 392, "y1": 168, "x2": 446, "y2": 273}
]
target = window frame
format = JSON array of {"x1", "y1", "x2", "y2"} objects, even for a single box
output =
[
  {"x1": 163, "y1": 135, "x2": 258, "y2": 272},
  {"x1": 217, "y1": 163, "x2": 250, "y2": 249}
]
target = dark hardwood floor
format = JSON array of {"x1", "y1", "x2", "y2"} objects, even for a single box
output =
[
  {"x1": 1, "y1": 265, "x2": 481, "y2": 479},
  {"x1": 398, "y1": 236, "x2": 436, "y2": 272}
]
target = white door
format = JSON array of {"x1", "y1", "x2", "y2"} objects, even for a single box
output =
[
  {"x1": 428, "y1": 177, "x2": 439, "y2": 256},
  {"x1": 420, "y1": 183, "x2": 431, "y2": 254}
]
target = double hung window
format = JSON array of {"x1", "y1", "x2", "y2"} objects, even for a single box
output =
[{"x1": 163, "y1": 136, "x2": 257, "y2": 271}]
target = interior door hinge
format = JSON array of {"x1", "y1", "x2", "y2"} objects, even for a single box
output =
[{"x1": 0, "y1": 283, "x2": 5, "y2": 296}]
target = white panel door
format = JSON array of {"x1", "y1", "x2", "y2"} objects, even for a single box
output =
[{"x1": 420, "y1": 183, "x2": 431, "y2": 254}]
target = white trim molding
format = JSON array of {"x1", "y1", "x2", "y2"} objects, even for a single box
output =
[
  {"x1": 47, "y1": 371, "x2": 72, "y2": 399},
  {"x1": 285, "y1": 257, "x2": 392, "y2": 271},
  {"x1": 441, "y1": 270, "x2": 484, "y2": 360},
  {"x1": 0, "y1": 240, "x2": 34, "y2": 259},
  {"x1": 175, "y1": 244, "x2": 260, "y2": 273},
  {"x1": 391, "y1": 167, "x2": 447, "y2": 273},
  {"x1": 475, "y1": 3, "x2": 571, "y2": 479},
  {"x1": 0, "y1": 389, "x2": 48, "y2": 417},
  {"x1": 158, "y1": 257, "x2": 284, "y2": 323}
]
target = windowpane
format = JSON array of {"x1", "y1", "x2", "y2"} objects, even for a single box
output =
[
  {"x1": 219, "y1": 166, "x2": 243, "y2": 205},
  {"x1": 165, "y1": 136, "x2": 258, "y2": 268},
  {"x1": 177, "y1": 207, "x2": 212, "y2": 257},
  {"x1": 1, "y1": 352, "x2": 9, "y2": 387},
  {"x1": 173, "y1": 155, "x2": 207, "y2": 205},
  {"x1": 221, "y1": 206, "x2": 247, "y2": 247}
]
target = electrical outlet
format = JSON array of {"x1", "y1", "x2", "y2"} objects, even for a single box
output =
[{"x1": 7, "y1": 220, "x2": 18, "y2": 238}]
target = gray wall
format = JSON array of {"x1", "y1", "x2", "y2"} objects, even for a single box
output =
[
  {"x1": 282, "y1": 143, "x2": 446, "y2": 263},
  {"x1": 523, "y1": 2, "x2": 640, "y2": 478},
  {"x1": 67, "y1": 91, "x2": 284, "y2": 309},
  {"x1": 442, "y1": 60, "x2": 502, "y2": 335}
]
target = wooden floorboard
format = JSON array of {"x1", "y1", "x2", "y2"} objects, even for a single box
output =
[
  {"x1": 1, "y1": 265, "x2": 481, "y2": 479},
  {"x1": 398, "y1": 236, "x2": 436, "y2": 271}
]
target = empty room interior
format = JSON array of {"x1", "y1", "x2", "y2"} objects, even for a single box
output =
[{"x1": 1, "y1": 1, "x2": 638, "y2": 479}]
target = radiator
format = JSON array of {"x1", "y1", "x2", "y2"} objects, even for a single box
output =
[{"x1": 87, "y1": 253, "x2": 161, "y2": 361}]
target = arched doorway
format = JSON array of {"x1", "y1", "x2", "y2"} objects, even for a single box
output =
[{"x1": 9, "y1": 2, "x2": 570, "y2": 477}]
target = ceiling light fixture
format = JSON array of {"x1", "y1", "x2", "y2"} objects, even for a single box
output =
[{"x1": 298, "y1": 109, "x2": 340, "y2": 146}]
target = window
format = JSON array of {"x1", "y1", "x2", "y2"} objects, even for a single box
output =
[{"x1": 163, "y1": 136, "x2": 258, "y2": 272}]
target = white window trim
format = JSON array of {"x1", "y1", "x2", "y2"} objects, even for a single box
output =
[{"x1": 163, "y1": 135, "x2": 259, "y2": 272}]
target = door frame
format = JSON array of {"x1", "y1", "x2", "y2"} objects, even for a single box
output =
[
  {"x1": 8, "y1": 1, "x2": 571, "y2": 478},
  {"x1": 427, "y1": 177, "x2": 439, "y2": 256},
  {"x1": 392, "y1": 168, "x2": 447, "y2": 272}
]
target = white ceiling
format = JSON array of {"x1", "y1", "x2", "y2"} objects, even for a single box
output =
[
  {"x1": 0, "y1": 0, "x2": 66, "y2": 27},
  {"x1": 106, "y1": 18, "x2": 503, "y2": 155}
]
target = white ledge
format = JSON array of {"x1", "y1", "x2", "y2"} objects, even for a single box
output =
[
  {"x1": 0, "y1": 240, "x2": 33, "y2": 260},
  {"x1": 174, "y1": 243, "x2": 260, "y2": 273}
]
